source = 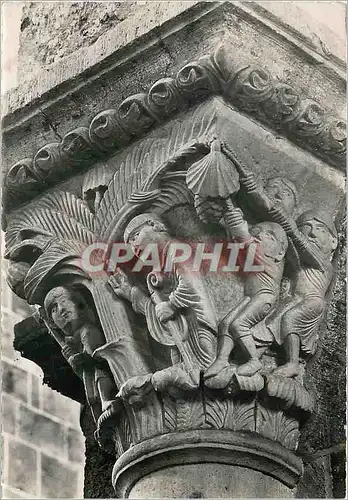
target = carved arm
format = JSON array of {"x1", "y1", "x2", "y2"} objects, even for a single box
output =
[
  {"x1": 221, "y1": 143, "x2": 273, "y2": 213},
  {"x1": 223, "y1": 200, "x2": 252, "y2": 242},
  {"x1": 269, "y1": 207, "x2": 325, "y2": 271}
]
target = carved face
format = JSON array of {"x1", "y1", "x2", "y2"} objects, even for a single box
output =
[
  {"x1": 46, "y1": 287, "x2": 85, "y2": 332},
  {"x1": 251, "y1": 222, "x2": 286, "y2": 261},
  {"x1": 265, "y1": 178, "x2": 296, "y2": 215},
  {"x1": 298, "y1": 218, "x2": 337, "y2": 255},
  {"x1": 128, "y1": 223, "x2": 168, "y2": 257}
]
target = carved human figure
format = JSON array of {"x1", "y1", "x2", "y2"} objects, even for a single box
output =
[
  {"x1": 205, "y1": 202, "x2": 288, "y2": 379},
  {"x1": 44, "y1": 286, "x2": 117, "y2": 421},
  {"x1": 267, "y1": 210, "x2": 337, "y2": 377},
  {"x1": 221, "y1": 145, "x2": 337, "y2": 377},
  {"x1": 109, "y1": 212, "x2": 218, "y2": 389}
]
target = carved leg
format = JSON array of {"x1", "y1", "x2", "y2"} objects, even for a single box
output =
[
  {"x1": 274, "y1": 333, "x2": 301, "y2": 378},
  {"x1": 204, "y1": 335, "x2": 234, "y2": 379},
  {"x1": 236, "y1": 335, "x2": 262, "y2": 376},
  {"x1": 229, "y1": 296, "x2": 273, "y2": 376},
  {"x1": 204, "y1": 298, "x2": 250, "y2": 380}
]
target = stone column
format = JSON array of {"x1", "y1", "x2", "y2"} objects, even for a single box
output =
[{"x1": 2, "y1": 2, "x2": 345, "y2": 498}]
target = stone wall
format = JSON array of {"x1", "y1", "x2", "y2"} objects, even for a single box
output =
[
  {"x1": 1, "y1": 258, "x2": 85, "y2": 498},
  {"x1": 16, "y1": 1, "x2": 346, "y2": 89},
  {"x1": 1, "y1": 8, "x2": 86, "y2": 497},
  {"x1": 17, "y1": 2, "x2": 141, "y2": 81}
]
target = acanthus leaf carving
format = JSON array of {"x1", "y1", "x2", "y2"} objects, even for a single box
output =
[
  {"x1": 60, "y1": 126, "x2": 99, "y2": 166},
  {"x1": 256, "y1": 403, "x2": 300, "y2": 451},
  {"x1": 89, "y1": 109, "x2": 130, "y2": 151},
  {"x1": 118, "y1": 93, "x2": 159, "y2": 135},
  {"x1": 203, "y1": 395, "x2": 228, "y2": 429},
  {"x1": 147, "y1": 77, "x2": 183, "y2": 115},
  {"x1": 33, "y1": 142, "x2": 65, "y2": 183},
  {"x1": 176, "y1": 395, "x2": 205, "y2": 431}
]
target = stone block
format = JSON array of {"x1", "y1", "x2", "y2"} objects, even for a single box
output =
[
  {"x1": 42, "y1": 384, "x2": 81, "y2": 426},
  {"x1": 18, "y1": 405, "x2": 67, "y2": 458},
  {"x1": 7, "y1": 439, "x2": 38, "y2": 495},
  {"x1": 1, "y1": 485, "x2": 30, "y2": 498},
  {"x1": 1, "y1": 311, "x2": 22, "y2": 360},
  {"x1": 1, "y1": 393, "x2": 18, "y2": 434},
  {"x1": 41, "y1": 453, "x2": 79, "y2": 498},
  {"x1": 67, "y1": 427, "x2": 85, "y2": 464},
  {"x1": 30, "y1": 373, "x2": 41, "y2": 409},
  {"x1": 2, "y1": 361, "x2": 28, "y2": 402}
]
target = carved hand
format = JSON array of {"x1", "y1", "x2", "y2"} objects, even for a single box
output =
[
  {"x1": 70, "y1": 352, "x2": 95, "y2": 373},
  {"x1": 269, "y1": 207, "x2": 296, "y2": 232},
  {"x1": 108, "y1": 268, "x2": 132, "y2": 301},
  {"x1": 224, "y1": 205, "x2": 250, "y2": 240},
  {"x1": 241, "y1": 172, "x2": 258, "y2": 192},
  {"x1": 62, "y1": 336, "x2": 79, "y2": 361},
  {"x1": 221, "y1": 142, "x2": 250, "y2": 178},
  {"x1": 62, "y1": 344, "x2": 78, "y2": 361},
  {"x1": 155, "y1": 301, "x2": 176, "y2": 323}
]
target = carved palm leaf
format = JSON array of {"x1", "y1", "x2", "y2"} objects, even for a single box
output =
[
  {"x1": 24, "y1": 239, "x2": 88, "y2": 304},
  {"x1": 6, "y1": 191, "x2": 95, "y2": 255},
  {"x1": 94, "y1": 137, "x2": 161, "y2": 239},
  {"x1": 37, "y1": 192, "x2": 95, "y2": 232},
  {"x1": 95, "y1": 105, "x2": 217, "y2": 241},
  {"x1": 232, "y1": 399, "x2": 256, "y2": 432},
  {"x1": 204, "y1": 396, "x2": 228, "y2": 429},
  {"x1": 255, "y1": 404, "x2": 300, "y2": 450},
  {"x1": 150, "y1": 172, "x2": 193, "y2": 215},
  {"x1": 176, "y1": 395, "x2": 205, "y2": 431}
]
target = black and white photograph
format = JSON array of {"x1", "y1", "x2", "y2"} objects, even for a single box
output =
[{"x1": 1, "y1": 1, "x2": 346, "y2": 498}]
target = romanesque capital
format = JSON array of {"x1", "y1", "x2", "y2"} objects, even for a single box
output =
[{"x1": 4, "y1": 38, "x2": 345, "y2": 497}]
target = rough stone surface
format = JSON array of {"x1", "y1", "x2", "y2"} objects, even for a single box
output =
[
  {"x1": 128, "y1": 463, "x2": 292, "y2": 498},
  {"x1": 7, "y1": 440, "x2": 38, "y2": 495},
  {"x1": 18, "y1": 2, "x2": 140, "y2": 80},
  {"x1": 41, "y1": 453, "x2": 80, "y2": 498}
]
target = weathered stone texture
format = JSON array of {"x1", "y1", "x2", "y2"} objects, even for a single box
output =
[
  {"x1": 41, "y1": 453, "x2": 80, "y2": 498},
  {"x1": 2, "y1": 2, "x2": 346, "y2": 498},
  {"x1": 7, "y1": 440, "x2": 38, "y2": 495},
  {"x1": 18, "y1": 2, "x2": 140, "y2": 80}
]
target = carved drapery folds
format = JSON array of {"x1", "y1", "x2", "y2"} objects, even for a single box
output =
[
  {"x1": 3, "y1": 46, "x2": 344, "y2": 496},
  {"x1": 3, "y1": 43, "x2": 346, "y2": 212}
]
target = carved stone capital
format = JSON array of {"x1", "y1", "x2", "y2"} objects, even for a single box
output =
[{"x1": 4, "y1": 36, "x2": 345, "y2": 496}]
